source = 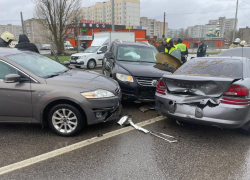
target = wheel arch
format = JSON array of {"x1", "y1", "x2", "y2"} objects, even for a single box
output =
[{"x1": 42, "y1": 99, "x2": 87, "y2": 126}]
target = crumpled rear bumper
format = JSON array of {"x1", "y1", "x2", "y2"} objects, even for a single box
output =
[{"x1": 155, "y1": 93, "x2": 250, "y2": 129}]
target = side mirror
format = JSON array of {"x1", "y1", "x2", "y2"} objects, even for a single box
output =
[
  {"x1": 97, "y1": 51, "x2": 103, "y2": 54},
  {"x1": 63, "y1": 61, "x2": 70, "y2": 66},
  {"x1": 4, "y1": 74, "x2": 20, "y2": 83},
  {"x1": 104, "y1": 52, "x2": 113, "y2": 59}
]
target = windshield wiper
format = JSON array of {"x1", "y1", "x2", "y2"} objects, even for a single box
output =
[{"x1": 46, "y1": 73, "x2": 60, "y2": 78}]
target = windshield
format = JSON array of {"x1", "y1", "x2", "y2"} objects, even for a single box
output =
[
  {"x1": 117, "y1": 45, "x2": 158, "y2": 63},
  {"x1": 84, "y1": 46, "x2": 100, "y2": 53},
  {"x1": 6, "y1": 52, "x2": 68, "y2": 78},
  {"x1": 174, "y1": 58, "x2": 243, "y2": 78}
]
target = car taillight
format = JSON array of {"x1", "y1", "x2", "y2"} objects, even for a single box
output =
[
  {"x1": 156, "y1": 79, "x2": 166, "y2": 95},
  {"x1": 224, "y1": 85, "x2": 249, "y2": 96},
  {"x1": 222, "y1": 85, "x2": 249, "y2": 105}
]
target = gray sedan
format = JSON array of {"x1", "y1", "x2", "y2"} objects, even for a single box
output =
[
  {"x1": 0, "y1": 48, "x2": 121, "y2": 136},
  {"x1": 155, "y1": 57, "x2": 250, "y2": 132}
]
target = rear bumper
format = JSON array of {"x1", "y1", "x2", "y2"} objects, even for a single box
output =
[{"x1": 155, "y1": 93, "x2": 250, "y2": 129}]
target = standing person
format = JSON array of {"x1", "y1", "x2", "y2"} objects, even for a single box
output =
[
  {"x1": 0, "y1": 31, "x2": 15, "y2": 47},
  {"x1": 165, "y1": 38, "x2": 178, "y2": 54},
  {"x1": 176, "y1": 38, "x2": 188, "y2": 63},
  {"x1": 158, "y1": 38, "x2": 167, "y2": 52},
  {"x1": 197, "y1": 40, "x2": 207, "y2": 57},
  {"x1": 15, "y1": 34, "x2": 39, "y2": 53}
]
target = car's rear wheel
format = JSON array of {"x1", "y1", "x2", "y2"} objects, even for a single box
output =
[
  {"x1": 48, "y1": 104, "x2": 85, "y2": 137},
  {"x1": 87, "y1": 60, "x2": 96, "y2": 69}
]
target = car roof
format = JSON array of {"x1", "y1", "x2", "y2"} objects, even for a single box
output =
[
  {"x1": 114, "y1": 41, "x2": 154, "y2": 48},
  {"x1": 0, "y1": 47, "x2": 26, "y2": 58},
  {"x1": 193, "y1": 56, "x2": 248, "y2": 62},
  {"x1": 218, "y1": 47, "x2": 250, "y2": 59}
]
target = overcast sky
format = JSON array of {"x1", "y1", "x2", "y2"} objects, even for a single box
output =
[{"x1": 0, "y1": 0, "x2": 249, "y2": 29}]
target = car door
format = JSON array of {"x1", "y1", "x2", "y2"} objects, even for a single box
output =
[
  {"x1": 103, "y1": 44, "x2": 115, "y2": 77},
  {"x1": 0, "y1": 60, "x2": 32, "y2": 123},
  {"x1": 97, "y1": 46, "x2": 108, "y2": 65}
]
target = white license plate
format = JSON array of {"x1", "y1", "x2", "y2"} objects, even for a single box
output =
[{"x1": 71, "y1": 60, "x2": 76, "y2": 63}]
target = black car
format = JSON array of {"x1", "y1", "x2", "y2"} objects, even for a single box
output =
[{"x1": 102, "y1": 41, "x2": 173, "y2": 101}]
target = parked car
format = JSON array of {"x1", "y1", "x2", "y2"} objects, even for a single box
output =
[
  {"x1": 218, "y1": 47, "x2": 250, "y2": 59},
  {"x1": 102, "y1": 41, "x2": 181, "y2": 101},
  {"x1": 70, "y1": 32, "x2": 135, "y2": 69},
  {"x1": 155, "y1": 56, "x2": 250, "y2": 132},
  {"x1": 0, "y1": 48, "x2": 121, "y2": 136}
]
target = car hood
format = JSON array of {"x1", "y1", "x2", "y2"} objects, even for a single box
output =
[
  {"x1": 71, "y1": 52, "x2": 95, "y2": 56},
  {"x1": 116, "y1": 61, "x2": 172, "y2": 78},
  {"x1": 45, "y1": 70, "x2": 117, "y2": 92}
]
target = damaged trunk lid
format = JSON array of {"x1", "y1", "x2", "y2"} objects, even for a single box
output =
[{"x1": 163, "y1": 58, "x2": 243, "y2": 97}]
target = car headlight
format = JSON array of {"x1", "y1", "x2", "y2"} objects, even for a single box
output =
[
  {"x1": 81, "y1": 89, "x2": 115, "y2": 99},
  {"x1": 79, "y1": 55, "x2": 86, "y2": 59},
  {"x1": 116, "y1": 73, "x2": 134, "y2": 82}
]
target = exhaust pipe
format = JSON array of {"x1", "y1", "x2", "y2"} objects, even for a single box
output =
[{"x1": 117, "y1": 116, "x2": 177, "y2": 143}]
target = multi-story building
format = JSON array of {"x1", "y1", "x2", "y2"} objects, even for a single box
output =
[
  {"x1": 0, "y1": 24, "x2": 23, "y2": 41},
  {"x1": 209, "y1": 17, "x2": 236, "y2": 37},
  {"x1": 140, "y1": 17, "x2": 168, "y2": 38},
  {"x1": 23, "y1": 18, "x2": 50, "y2": 44},
  {"x1": 81, "y1": 0, "x2": 140, "y2": 26},
  {"x1": 239, "y1": 26, "x2": 250, "y2": 44},
  {"x1": 167, "y1": 28, "x2": 185, "y2": 38}
]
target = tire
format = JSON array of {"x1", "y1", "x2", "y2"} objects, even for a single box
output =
[
  {"x1": 48, "y1": 104, "x2": 85, "y2": 137},
  {"x1": 87, "y1": 59, "x2": 96, "y2": 69}
]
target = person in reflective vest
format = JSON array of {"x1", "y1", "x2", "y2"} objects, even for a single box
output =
[
  {"x1": 176, "y1": 38, "x2": 188, "y2": 63},
  {"x1": 165, "y1": 38, "x2": 177, "y2": 54}
]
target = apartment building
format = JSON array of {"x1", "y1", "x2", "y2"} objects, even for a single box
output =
[
  {"x1": 209, "y1": 17, "x2": 236, "y2": 37},
  {"x1": 81, "y1": 0, "x2": 140, "y2": 26},
  {"x1": 140, "y1": 17, "x2": 168, "y2": 38},
  {"x1": 239, "y1": 26, "x2": 250, "y2": 44},
  {"x1": 167, "y1": 28, "x2": 185, "y2": 38},
  {"x1": 23, "y1": 18, "x2": 50, "y2": 44},
  {"x1": 0, "y1": 24, "x2": 22, "y2": 41}
]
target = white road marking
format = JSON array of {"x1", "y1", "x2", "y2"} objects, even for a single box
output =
[{"x1": 0, "y1": 116, "x2": 166, "y2": 175}]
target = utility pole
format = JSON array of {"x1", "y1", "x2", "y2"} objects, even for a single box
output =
[
  {"x1": 20, "y1": 12, "x2": 25, "y2": 34},
  {"x1": 233, "y1": 0, "x2": 239, "y2": 42},
  {"x1": 129, "y1": 16, "x2": 130, "y2": 32},
  {"x1": 111, "y1": 0, "x2": 115, "y2": 31},
  {"x1": 163, "y1": 12, "x2": 166, "y2": 37},
  {"x1": 75, "y1": 17, "x2": 79, "y2": 53}
]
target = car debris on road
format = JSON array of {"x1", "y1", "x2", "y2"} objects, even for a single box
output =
[{"x1": 118, "y1": 116, "x2": 177, "y2": 143}]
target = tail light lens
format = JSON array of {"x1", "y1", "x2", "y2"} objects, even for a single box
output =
[
  {"x1": 156, "y1": 79, "x2": 166, "y2": 95},
  {"x1": 224, "y1": 85, "x2": 249, "y2": 96},
  {"x1": 222, "y1": 85, "x2": 249, "y2": 105}
]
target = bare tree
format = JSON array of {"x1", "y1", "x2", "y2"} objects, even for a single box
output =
[{"x1": 33, "y1": 0, "x2": 82, "y2": 55}]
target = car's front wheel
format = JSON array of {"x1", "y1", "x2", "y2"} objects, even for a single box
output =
[
  {"x1": 48, "y1": 104, "x2": 85, "y2": 137},
  {"x1": 87, "y1": 59, "x2": 96, "y2": 69}
]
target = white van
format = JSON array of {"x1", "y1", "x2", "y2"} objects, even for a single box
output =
[{"x1": 70, "y1": 32, "x2": 135, "y2": 69}]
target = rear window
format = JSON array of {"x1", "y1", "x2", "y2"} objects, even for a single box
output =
[{"x1": 174, "y1": 58, "x2": 243, "y2": 78}]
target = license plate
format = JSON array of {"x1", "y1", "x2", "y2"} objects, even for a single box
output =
[
  {"x1": 175, "y1": 104, "x2": 196, "y2": 115},
  {"x1": 71, "y1": 60, "x2": 76, "y2": 63}
]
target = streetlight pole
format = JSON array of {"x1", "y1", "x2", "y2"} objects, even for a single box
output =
[
  {"x1": 111, "y1": 0, "x2": 115, "y2": 32},
  {"x1": 233, "y1": 0, "x2": 239, "y2": 42}
]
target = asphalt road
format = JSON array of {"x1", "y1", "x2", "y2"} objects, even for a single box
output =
[{"x1": 1, "y1": 67, "x2": 250, "y2": 180}]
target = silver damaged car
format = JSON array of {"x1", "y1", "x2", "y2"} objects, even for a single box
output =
[{"x1": 155, "y1": 57, "x2": 250, "y2": 132}]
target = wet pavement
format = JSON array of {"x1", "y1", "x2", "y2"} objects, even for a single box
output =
[{"x1": 1, "y1": 67, "x2": 250, "y2": 179}]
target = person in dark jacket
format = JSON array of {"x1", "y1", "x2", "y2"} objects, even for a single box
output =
[
  {"x1": 0, "y1": 31, "x2": 15, "y2": 47},
  {"x1": 176, "y1": 38, "x2": 188, "y2": 63},
  {"x1": 197, "y1": 40, "x2": 207, "y2": 57},
  {"x1": 15, "y1": 34, "x2": 39, "y2": 53},
  {"x1": 158, "y1": 38, "x2": 167, "y2": 52}
]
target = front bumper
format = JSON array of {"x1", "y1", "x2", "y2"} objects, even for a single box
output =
[
  {"x1": 80, "y1": 93, "x2": 122, "y2": 125},
  {"x1": 117, "y1": 80, "x2": 157, "y2": 101},
  {"x1": 155, "y1": 93, "x2": 250, "y2": 129}
]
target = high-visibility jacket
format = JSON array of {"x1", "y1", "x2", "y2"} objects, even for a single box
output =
[
  {"x1": 176, "y1": 43, "x2": 187, "y2": 52},
  {"x1": 165, "y1": 45, "x2": 178, "y2": 54}
]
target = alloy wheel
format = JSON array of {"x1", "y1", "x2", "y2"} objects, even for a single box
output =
[{"x1": 52, "y1": 108, "x2": 78, "y2": 134}]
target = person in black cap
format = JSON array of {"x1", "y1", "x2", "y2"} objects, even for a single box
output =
[
  {"x1": 197, "y1": 40, "x2": 207, "y2": 57},
  {"x1": 158, "y1": 38, "x2": 167, "y2": 52},
  {"x1": 15, "y1": 34, "x2": 39, "y2": 53}
]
